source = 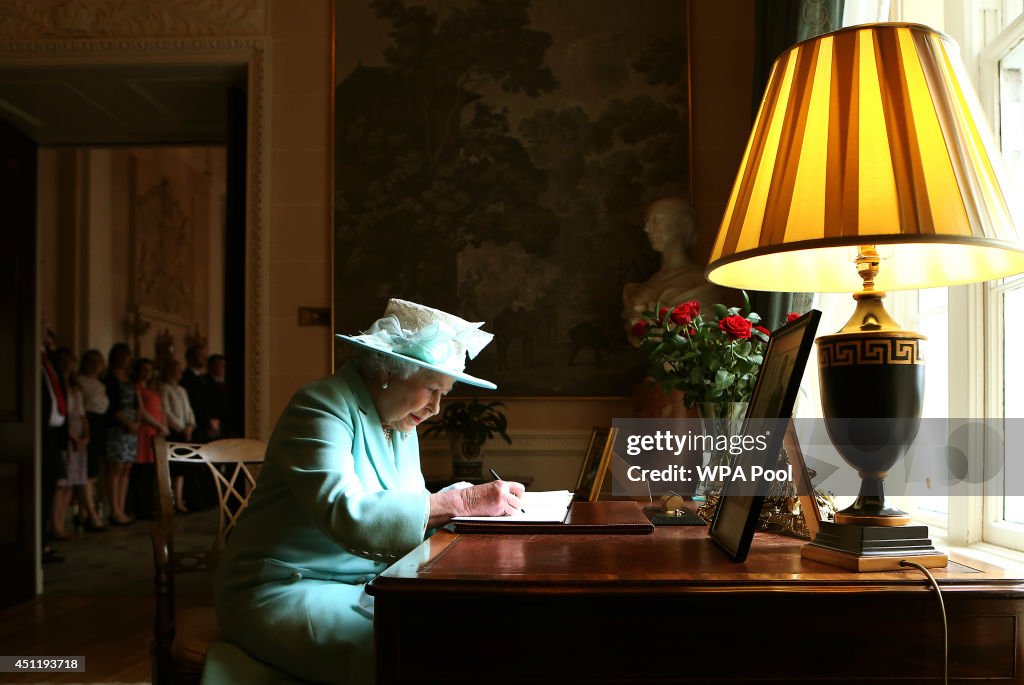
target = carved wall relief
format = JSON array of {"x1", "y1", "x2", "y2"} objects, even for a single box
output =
[{"x1": 132, "y1": 176, "x2": 194, "y2": 321}]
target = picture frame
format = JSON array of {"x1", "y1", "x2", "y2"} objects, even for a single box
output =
[
  {"x1": 574, "y1": 427, "x2": 617, "y2": 502},
  {"x1": 784, "y1": 420, "x2": 822, "y2": 540},
  {"x1": 709, "y1": 309, "x2": 821, "y2": 562}
]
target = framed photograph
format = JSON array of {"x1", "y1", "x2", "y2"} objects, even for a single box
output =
[
  {"x1": 784, "y1": 421, "x2": 821, "y2": 540},
  {"x1": 709, "y1": 309, "x2": 821, "y2": 562},
  {"x1": 333, "y1": 0, "x2": 692, "y2": 396},
  {"x1": 574, "y1": 427, "x2": 617, "y2": 502}
]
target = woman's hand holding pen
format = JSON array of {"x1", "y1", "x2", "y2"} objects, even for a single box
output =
[
  {"x1": 428, "y1": 479, "x2": 524, "y2": 528},
  {"x1": 459, "y1": 479, "x2": 525, "y2": 517},
  {"x1": 427, "y1": 478, "x2": 524, "y2": 526}
]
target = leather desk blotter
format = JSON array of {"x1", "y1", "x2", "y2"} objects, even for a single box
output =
[{"x1": 451, "y1": 501, "x2": 655, "y2": 535}]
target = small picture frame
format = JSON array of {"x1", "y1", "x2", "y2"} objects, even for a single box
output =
[
  {"x1": 574, "y1": 427, "x2": 617, "y2": 502},
  {"x1": 709, "y1": 310, "x2": 821, "y2": 561},
  {"x1": 784, "y1": 420, "x2": 822, "y2": 540}
]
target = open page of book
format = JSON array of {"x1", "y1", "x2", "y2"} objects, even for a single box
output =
[{"x1": 452, "y1": 490, "x2": 574, "y2": 523}]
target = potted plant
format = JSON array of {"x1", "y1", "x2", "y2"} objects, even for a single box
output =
[{"x1": 422, "y1": 399, "x2": 512, "y2": 478}]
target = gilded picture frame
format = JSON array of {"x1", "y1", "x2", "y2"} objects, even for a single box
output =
[{"x1": 574, "y1": 427, "x2": 617, "y2": 502}]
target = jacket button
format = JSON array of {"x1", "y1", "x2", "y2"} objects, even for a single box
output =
[{"x1": 290, "y1": 571, "x2": 302, "y2": 582}]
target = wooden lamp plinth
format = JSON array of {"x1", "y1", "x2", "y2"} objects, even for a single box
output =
[{"x1": 801, "y1": 521, "x2": 947, "y2": 572}]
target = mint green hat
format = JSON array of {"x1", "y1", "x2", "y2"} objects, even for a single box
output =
[{"x1": 336, "y1": 298, "x2": 496, "y2": 389}]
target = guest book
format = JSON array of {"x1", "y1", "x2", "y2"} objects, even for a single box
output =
[{"x1": 452, "y1": 500, "x2": 655, "y2": 534}]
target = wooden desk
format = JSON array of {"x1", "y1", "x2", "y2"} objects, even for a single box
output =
[{"x1": 369, "y1": 526, "x2": 1024, "y2": 684}]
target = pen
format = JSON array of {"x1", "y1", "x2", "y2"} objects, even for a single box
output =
[{"x1": 489, "y1": 469, "x2": 525, "y2": 513}]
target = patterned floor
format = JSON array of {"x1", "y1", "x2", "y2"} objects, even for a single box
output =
[{"x1": 44, "y1": 508, "x2": 219, "y2": 601}]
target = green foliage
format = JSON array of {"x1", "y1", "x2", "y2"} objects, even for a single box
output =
[
  {"x1": 422, "y1": 399, "x2": 512, "y2": 446},
  {"x1": 635, "y1": 293, "x2": 776, "y2": 408}
]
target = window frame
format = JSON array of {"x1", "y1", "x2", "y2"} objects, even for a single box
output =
[
  {"x1": 834, "y1": 1, "x2": 1024, "y2": 550},
  {"x1": 973, "y1": 4, "x2": 1024, "y2": 550}
]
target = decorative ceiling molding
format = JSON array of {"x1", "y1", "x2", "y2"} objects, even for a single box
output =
[{"x1": 0, "y1": 0, "x2": 266, "y2": 39}]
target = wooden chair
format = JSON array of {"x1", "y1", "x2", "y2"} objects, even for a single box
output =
[{"x1": 151, "y1": 437, "x2": 266, "y2": 685}]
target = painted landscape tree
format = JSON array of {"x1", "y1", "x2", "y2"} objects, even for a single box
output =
[{"x1": 335, "y1": 0, "x2": 689, "y2": 395}]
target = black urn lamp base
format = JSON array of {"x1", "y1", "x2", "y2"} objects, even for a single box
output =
[{"x1": 834, "y1": 497, "x2": 912, "y2": 526}]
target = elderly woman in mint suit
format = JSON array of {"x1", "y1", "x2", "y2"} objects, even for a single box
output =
[{"x1": 203, "y1": 299, "x2": 522, "y2": 684}]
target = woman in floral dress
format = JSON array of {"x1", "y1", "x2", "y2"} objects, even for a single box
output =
[{"x1": 105, "y1": 343, "x2": 138, "y2": 525}]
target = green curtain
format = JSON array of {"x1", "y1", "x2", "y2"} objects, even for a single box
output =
[{"x1": 748, "y1": 0, "x2": 844, "y2": 327}]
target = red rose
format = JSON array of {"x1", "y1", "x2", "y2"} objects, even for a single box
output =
[
  {"x1": 631, "y1": 321, "x2": 651, "y2": 338},
  {"x1": 786, "y1": 312, "x2": 801, "y2": 323},
  {"x1": 754, "y1": 325, "x2": 770, "y2": 337},
  {"x1": 719, "y1": 315, "x2": 752, "y2": 339},
  {"x1": 670, "y1": 301, "x2": 701, "y2": 326}
]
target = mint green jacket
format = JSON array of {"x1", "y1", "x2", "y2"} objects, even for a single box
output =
[{"x1": 211, "y1": 364, "x2": 431, "y2": 684}]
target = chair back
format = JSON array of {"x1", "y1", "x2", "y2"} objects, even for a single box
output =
[
  {"x1": 151, "y1": 436, "x2": 266, "y2": 685},
  {"x1": 163, "y1": 439, "x2": 265, "y2": 560}
]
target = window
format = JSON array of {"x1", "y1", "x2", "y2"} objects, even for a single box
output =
[
  {"x1": 829, "y1": 2, "x2": 1024, "y2": 549},
  {"x1": 978, "y1": 4, "x2": 1024, "y2": 551},
  {"x1": 908, "y1": 287, "x2": 950, "y2": 524}
]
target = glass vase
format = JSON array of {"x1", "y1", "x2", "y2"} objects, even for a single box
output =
[{"x1": 693, "y1": 401, "x2": 748, "y2": 502}]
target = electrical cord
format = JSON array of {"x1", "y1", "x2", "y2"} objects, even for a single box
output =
[{"x1": 900, "y1": 560, "x2": 948, "y2": 685}]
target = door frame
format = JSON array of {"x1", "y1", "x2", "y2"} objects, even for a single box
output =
[
  {"x1": 0, "y1": 38, "x2": 271, "y2": 441},
  {"x1": 0, "y1": 38, "x2": 269, "y2": 591}
]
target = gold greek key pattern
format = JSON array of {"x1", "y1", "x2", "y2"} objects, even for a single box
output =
[{"x1": 818, "y1": 338, "x2": 923, "y2": 367}]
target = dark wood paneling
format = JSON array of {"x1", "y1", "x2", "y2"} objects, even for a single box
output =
[
  {"x1": 0, "y1": 213, "x2": 23, "y2": 420},
  {"x1": 0, "y1": 114, "x2": 37, "y2": 608}
]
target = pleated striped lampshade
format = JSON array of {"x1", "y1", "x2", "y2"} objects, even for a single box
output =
[{"x1": 706, "y1": 23, "x2": 1024, "y2": 293}]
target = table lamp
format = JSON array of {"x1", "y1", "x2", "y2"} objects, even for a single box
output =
[{"x1": 706, "y1": 23, "x2": 1024, "y2": 571}]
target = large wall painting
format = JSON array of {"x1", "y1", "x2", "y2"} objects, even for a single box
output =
[{"x1": 334, "y1": 0, "x2": 691, "y2": 396}]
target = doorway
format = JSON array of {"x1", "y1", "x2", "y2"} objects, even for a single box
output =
[{"x1": 0, "y1": 56, "x2": 260, "y2": 606}]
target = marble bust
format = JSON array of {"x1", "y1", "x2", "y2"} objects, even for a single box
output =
[{"x1": 623, "y1": 197, "x2": 729, "y2": 337}]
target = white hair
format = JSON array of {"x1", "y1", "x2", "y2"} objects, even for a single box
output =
[{"x1": 352, "y1": 349, "x2": 421, "y2": 380}]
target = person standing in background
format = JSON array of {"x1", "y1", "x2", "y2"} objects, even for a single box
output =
[
  {"x1": 78, "y1": 349, "x2": 109, "y2": 531},
  {"x1": 55, "y1": 348, "x2": 106, "y2": 534},
  {"x1": 49, "y1": 348, "x2": 83, "y2": 539},
  {"x1": 132, "y1": 357, "x2": 168, "y2": 519},
  {"x1": 181, "y1": 344, "x2": 217, "y2": 510},
  {"x1": 181, "y1": 344, "x2": 213, "y2": 441},
  {"x1": 159, "y1": 359, "x2": 196, "y2": 514},
  {"x1": 40, "y1": 327, "x2": 67, "y2": 563},
  {"x1": 105, "y1": 343, "x2": 139, "y2": 526},
  {"x1": 205, "y1": 354, "x2": 228, "y2": 439}
]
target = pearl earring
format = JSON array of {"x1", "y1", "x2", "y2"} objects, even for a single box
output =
[{"x1": 382, "y1": 378, "x2": 389, "y2": 389}]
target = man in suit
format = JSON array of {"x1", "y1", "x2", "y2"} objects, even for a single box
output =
[
  {"x1": 179, "y1": 344, "x2": 217, "y2": 510},
  {"x1": 205, "y1": 354, "x2": 229, "y2": 439},
  {"x1": 181, "y1": 344, "x2": 214, "y2": 442}
]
